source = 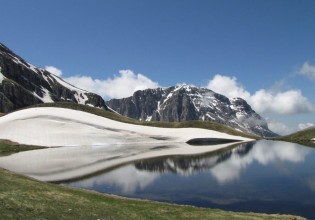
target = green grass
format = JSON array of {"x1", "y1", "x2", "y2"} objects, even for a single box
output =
[
  {"x1": 0, "y1": 168, "x2": 305, "y2": 220},
  {"x1": 275, "y1": 127, "x2": 315, "y2": 147},
  {"x1": 26, "y1": 102, "x2": 258, "y2": 139},
  {"x1": 0, "y1": 140, "x2": 45, "y2": 156}
]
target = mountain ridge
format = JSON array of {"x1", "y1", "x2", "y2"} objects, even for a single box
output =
[
  {"x1": 0, "y1": 43, "x2": 108, "y2": 112},
  {"x1": 107, "y1": 84, "x2": 278, "y2": 137}
]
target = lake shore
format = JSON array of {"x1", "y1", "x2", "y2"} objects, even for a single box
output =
[{"x1": 0, "y1": 167, "x2": 305, "y2": 220}]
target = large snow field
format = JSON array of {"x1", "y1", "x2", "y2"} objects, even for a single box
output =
[{"x1": 0, "y1": 107, "x2": 253, "y2": 182}]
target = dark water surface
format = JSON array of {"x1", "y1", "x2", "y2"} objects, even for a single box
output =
[{"x1": 63, "y1": 140, "x2": 315, "y2": 219}]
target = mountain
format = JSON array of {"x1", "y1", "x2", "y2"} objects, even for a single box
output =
[
  {"x1": 0, "y1": 43, "x2": 108, "y2": 113},
  {"x1": 134, "y1": 142, "x2": 254, "y2": 175},
  {"x1": 106, "y1": 85, "x2": 278, "y2": 137}
]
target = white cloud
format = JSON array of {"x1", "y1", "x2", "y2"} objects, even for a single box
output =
[
  {"x1": 45, "y1": 66, "x2": 63, "y2": 77},
  {"x1": 207, "y1": 75, "x2": 250, "y2": 100},
  {"x1": 266, "y1": 120, "x2": 293, "y2": 136},
  {"x1": 298, "y1": 122, "x2": 314, "y2": 131},
  {"x1": 64, "y1": 69, "x2": 160, "y2": 99},
  {"x1": 253, "y1": 89, "x2": 314, "y2": 115},
  {"x1": 299, "y1": 61, "x2": 315, "y2": 80},
  {"x1": 207, "y1": 74, "x2": 315, "y2": 115}
]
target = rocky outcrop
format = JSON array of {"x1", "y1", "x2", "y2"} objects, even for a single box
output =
[
  {"x1": 0, "y1": 43, "x2": 108, "y2": 112},
  {"x1": 107, "y1": 85, "x2": 278, "y2": 137}
]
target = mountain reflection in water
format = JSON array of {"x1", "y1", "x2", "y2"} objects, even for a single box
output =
[{"x1": 64, "y1": 140, "x2": 315, "y2": 219}]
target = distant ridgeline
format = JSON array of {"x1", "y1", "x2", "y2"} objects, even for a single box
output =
[
  {"x1": 0, "y1": 43, "x2": 108, "y2": 113},
  {"x1": 107, "y1": 85, "x2": 278, "y2": 138}
]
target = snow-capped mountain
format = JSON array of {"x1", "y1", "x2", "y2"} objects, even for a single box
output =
[
  {"x1": 0, "y1": 43, "x2": 108, "y2": 112},
  {"x1": 107, "y1": 84, "x2": 278, "y2": 137}
]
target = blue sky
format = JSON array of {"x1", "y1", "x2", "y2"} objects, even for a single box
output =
[{"x1": 1, "y1": 0, "x2": 315, "y2": 134}]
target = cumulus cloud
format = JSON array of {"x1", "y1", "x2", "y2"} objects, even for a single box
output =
[
  {"x1": 207, "y1": 74, "x2": 315, "y2": 115},
  {"x1": 207, "y1": 75, "x2": 250, "y2": 99},
  {"x1": 64, "y1": 69, "x2": 160, "y2": 99},
  {"x1": 299, "y1": 61, "x2": 315, "y2": 80},
  {"x1": 266, "y1": 120, "x2": 293, "y2": 136},
  {"x1": 251, "y1": 89, "x2": 314, "y2": 115},
  {"x1": 298, "y1": 122, "x2": 314, "y2": 131},
  {"x1": 45, "y1": 66, "x2": 63, "y2": 77}
]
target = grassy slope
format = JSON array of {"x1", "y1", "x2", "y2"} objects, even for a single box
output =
[
  {"x1": 0, "y1": 140, "x2": 45, "y2": 156},
  {"x1": 0, "y1": 168, "x2": 304, "y2": 220},
  {"x1": 275, "y1": 127, "x2": 315, "y2": 147},
  {"x1": 27, "y1": 102, "x2": 258, "y2": 139}
]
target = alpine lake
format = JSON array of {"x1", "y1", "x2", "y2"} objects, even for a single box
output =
[{"x1": 61, "y1": 140, "x2": 315, "y2": 219}]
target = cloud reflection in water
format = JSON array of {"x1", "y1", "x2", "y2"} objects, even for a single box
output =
[
  {"x1": 68, "y1": 141, "x2": 311, "y2": 193},
  {"x1": 69, "y1": 165, "x2": 160, "y2": 194},
  {"x1": 210, "y1": 141, "x2": 310, "y2": 184}
]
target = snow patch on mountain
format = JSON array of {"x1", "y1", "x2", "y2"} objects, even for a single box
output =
[
  {"x1": 0, "y1": 67, "x2": 5, "y2": 83},
  {"x1": 50, "y1": 74, "x2": 88, "y2": 93},
  {"x1": 49, "y1": 74, "x2": 91, "y2": 104},
  {"x1": 32, "y1": 88, "x2": 54, "y2": 103}
]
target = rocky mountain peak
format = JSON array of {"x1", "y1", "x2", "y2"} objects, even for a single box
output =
[{"x1": 107, "y1": 86, "x2": 278, "y2": 137}]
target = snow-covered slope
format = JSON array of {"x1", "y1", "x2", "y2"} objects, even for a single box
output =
[
  {"x1": 107, "y1": 84, "x2": 278, "y2": 137},
  {"x1": 0, "y1": 43, "x2": 108, "y2": 112},
  {"x1": 0, "y1": 107, "x2": 251, "y2": 147}
]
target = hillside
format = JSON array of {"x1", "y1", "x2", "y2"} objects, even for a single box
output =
[
  {"x1": 0, "y1": 140, "x2": 44, "y2": 156},
  {"x1": 0, "y1": 105, "x2": 253, "y2": 148},
  {"x1": 276, "y1": 127, "x2": 315, "y2": 147}
]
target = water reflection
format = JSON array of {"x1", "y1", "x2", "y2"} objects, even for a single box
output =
[
  {"x1": 133, "y1": 140, "x2": 310, "y2": 184},
  {"x1": 68, "y1": 165, "x2": 160, "y2": 194},
  {"x1": 67, "y1": 140, "x2": 312, "y2": 189},
  {"x1": 65, "y1": 140, "x2": 315, "y2": 219},
  {"x1": 210, "y1": 141, "x2": 310, "y2": 184},
  {"x1": 306, "y1": 176, "x2": 315, "y2": 192}
]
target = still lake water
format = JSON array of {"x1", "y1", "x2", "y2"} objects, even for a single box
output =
[{"x1": 63, "y1": 140, "x2": 315, "y2": 219}]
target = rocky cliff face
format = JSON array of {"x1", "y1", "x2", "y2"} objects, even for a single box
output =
[
  {"x1": 0, "y1": 43, "x2": 108, "y2": 112},
  {"x1": 107, "y1": 85, "x2": 278, "y2": 137}
]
